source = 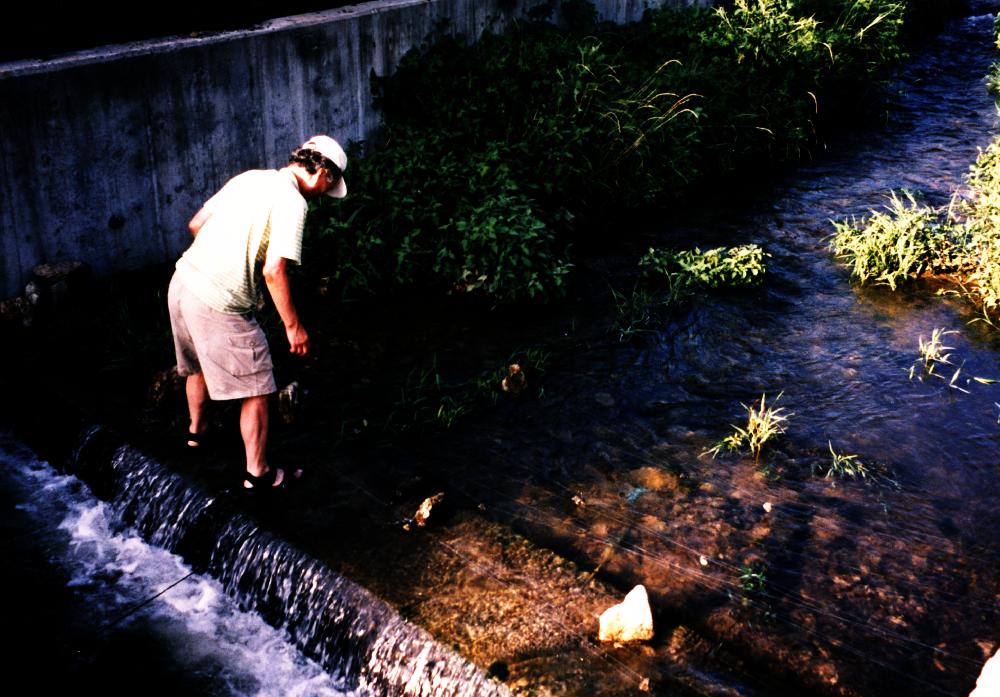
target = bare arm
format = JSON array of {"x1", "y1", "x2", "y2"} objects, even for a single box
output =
[
  {"x1": 262, "y1": 253, "x2": 309, "y2": 356},
  {"x1": 188, "y1": 206, "x2": 212, "y2": 236}
]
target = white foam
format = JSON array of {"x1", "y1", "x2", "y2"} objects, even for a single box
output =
[{"x1": 0, "y1": 431, "x2": 360, "y2": 697}]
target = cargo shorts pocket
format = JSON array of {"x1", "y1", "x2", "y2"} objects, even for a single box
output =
[{"x1": 224, "y1": 328, "x2": 273, "y2": 377}]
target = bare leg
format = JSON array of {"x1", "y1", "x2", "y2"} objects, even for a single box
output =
[
  {"x1": 241, "y1": 395, "x2": 283, "y2": 487},
  {"x1": 186, "y1": 373, "x2": 209, "y2": 446}
]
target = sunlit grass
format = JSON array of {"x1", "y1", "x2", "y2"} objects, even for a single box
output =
[
  {"x1": 704, "y1": 392, "x2": 791, "y2": 462},
  {"x1": 823, "y1": 441, "x2": 869, "y2": 480},
  {"x1": 829, "y1": 190, "x2": 944, "y2": 290},
  {"x1": 906, "y1": 327, "x2": 999, "y2": 393}
]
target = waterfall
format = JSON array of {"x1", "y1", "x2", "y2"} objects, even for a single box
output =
[{"x1": 66, "y1": 425, "x2": 508, "y2": 697}]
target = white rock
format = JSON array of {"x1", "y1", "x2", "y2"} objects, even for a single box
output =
[
  {"x1": 970, "y1": 649, "x2": 1000, "y2": 697},
  {"x1": 763, "y1": 501, "x2": 773, "y2": 513},
  {"x1": 598, "y1": 585, "x2": 654, "y2": 643}
]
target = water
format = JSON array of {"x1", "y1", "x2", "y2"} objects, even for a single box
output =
[
  {"x1": 385, "y1": 10, "x2": 1000, "y2": 696},
  {"x1": 4, "y1": 8, "x2": 1000, "y2": 697},
  {"x1": 0, "y1": 431, "x2": 357, "y2": 697}
]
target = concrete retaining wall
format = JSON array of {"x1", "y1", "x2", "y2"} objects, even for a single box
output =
[{"x1": 0, "y1": 0, "x2": 704, "y2": 298}]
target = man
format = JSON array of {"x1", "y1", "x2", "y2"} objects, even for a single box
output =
[{"x1": 167, "y1": 135, "x2": 347, "y2": 489}]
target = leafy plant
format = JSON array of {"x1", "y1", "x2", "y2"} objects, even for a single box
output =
[
  {"x1": 705, "y1": 392, "x2": 792, "y2": 462},
  {"x1": 304, "y1": 0, "x2": 911, "y2": 305},
  {"x1": 906, "y1": 328, "x2": 998, "y2": 393},
  {"x1": 822, "y1": 441, "x2": 870, "y2": 480},
  {"x1": 640, "y1": 244, "x2": 767, "y2": 298},
  {"x1": 738, "y1": 561, "x2": 768, "y2": 596},
  {"x1": 830, "y1": 190, "x2": 953, "y2": 290},
  {"x1": 913, "y1": 327, "x2": 957, "y2": 376},
  {"x1": 609, "y1": 286, "x2": 671, "y2": 342}
]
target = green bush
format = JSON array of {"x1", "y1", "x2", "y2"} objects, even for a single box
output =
[
  {"x1": 959, "y1": 140, "x2": 1000, "y2": 311},
  {"x1": 829, "y1": 137, "x2": 1000, "y2": 316},
  {"x1": 306, "y1": 132, "x2": 572, "y2": 303},
  {"x1": 306, "y1": 0, "x2": 911, "y2": 305},
  {"x1": 829, "y1": 191, "x2": 957, "y2": 290},
  {"x1": 640, "y1": 244, "x2": 768, "y2": 297}
]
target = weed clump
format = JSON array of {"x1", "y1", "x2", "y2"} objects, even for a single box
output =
[
  {"x1": 704, "y1": 392, "x2": 791, "y2": 463},
  {"x1": 829, "y1": 108, "x2": 1000, "y2": 321}
]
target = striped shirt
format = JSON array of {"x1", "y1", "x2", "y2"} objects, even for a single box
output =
[{"x1": 175, "y1": 168, "x2": 307, "y2": 314}]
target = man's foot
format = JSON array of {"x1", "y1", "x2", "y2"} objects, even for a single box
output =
[
  {"x1": 243, "y1": 467, "x2": 285, "y2": 490},
  {"x1": 185, "y1": 429, "x2": 211, "y2": 449}
]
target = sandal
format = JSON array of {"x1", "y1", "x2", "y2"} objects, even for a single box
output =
[
  {"x1": 243, "y1": 467, "x2": 286, "y2": 491},
  {"x1": 182, "y1": 426, "x2": 218, "y2": 450},
  {"x1": 185, "y1": 430, "x2": 209, "y2": 448}
]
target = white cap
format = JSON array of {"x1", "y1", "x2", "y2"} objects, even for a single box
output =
[{"x1": 302, "y1": 135, "x2": 348, "y2": 198}]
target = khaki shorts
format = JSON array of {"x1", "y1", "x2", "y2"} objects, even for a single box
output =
[{"x1": 167, "y1": 273, "x2": 277, "y2": 401}]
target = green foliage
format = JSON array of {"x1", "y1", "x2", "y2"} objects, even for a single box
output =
[
  {"x1": 307, "y1": 134, "x2": 572, "y2": 304},
  {"x1": 738, "y1": 561, "x2": 768, "y2": 595},
  {"x1": 384, "y1": 346, "x2": 549, "y2": 434},
  {"x1": 640, "y1": 244, "x2": 767, "y2": 297},
  {"x1": 821, "y1": 441, "x2": 870, "y2": 480},
  {"x1": 961, "y1": 139, "x2": 1000, "y2": 312},
  {"x1": 705, "y1": 392, "x2": 791, "y2": 462},
  {"x1": 829, "y1": 133, "x2": 1000, "y2": 321},
  {"x1": 306, "y1": 0, "x2": 910, "y2": 305},
  {"x1": 609, "y1": 285, "x2": 670, "y2": 342},
  {"x1": 829, "y1": 190, "x2": 957, "y2": 290}
]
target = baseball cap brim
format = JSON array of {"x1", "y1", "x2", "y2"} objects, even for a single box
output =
[{"x1": 325, "y1": 177, "x2": 347, "y2": 198}]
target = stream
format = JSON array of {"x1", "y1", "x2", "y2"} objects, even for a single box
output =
[
  {"x1": 3, "y1": 6, "x2": 1000, "y2": 697},
  {"x1": 388, "y1": 8, "x2": 1000, "y2": 696}
]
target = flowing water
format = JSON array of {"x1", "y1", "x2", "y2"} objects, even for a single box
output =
[
  {"x1": 5, "y1": 8, "x2": 1000, "y2": 697},
  {"x1": 0, "y1": 430, "x2": 357, "y2": 697},
  {"x1": 382, "y1": 9, "x2": 1000, "y2": 696}
]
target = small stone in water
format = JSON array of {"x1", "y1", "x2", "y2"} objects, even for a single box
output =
[
  {"x1": 501, "y1": 363, "x2": 526, "y2": 394},
  {"x1": 699, "y1": 555, "x2": 709, "y2": 566},
  {"x1": 278, "y1": 381, "x2": 300, "y2": 424},
  {"x1": 414, "y1": 492, "x2": 445, "y2": 527},
  {"x1": 572, "y1": 493, "x2": 586, "y2": 506},
  {"x1": 595, "y1": 392, "x2": 615, "y2": 407},
  {"x1": 763, "y1": 501, "x2": 773, "y2": 513}
]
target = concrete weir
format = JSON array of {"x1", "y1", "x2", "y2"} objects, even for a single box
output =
[
  {"x1": 0, "y1": 0, "x2": 703, "y2": 299},
  {"x1": 2, "y1": 376, "x2": 758, "y2": 696},
  {"x1": 64, "y1": 424, "x2": 511, "y2": 697}
]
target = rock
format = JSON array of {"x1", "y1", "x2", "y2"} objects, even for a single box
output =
[
  {"x1": 24, "y1": 280, "x2": 42, "y2": 307},
  {"x1": 29, "y1": 260, "x2": 90, "y2": 310},
  {"x1": 595, "y1": 392, "x2": 615, "y2": 407},
  {"x1": 971, "y1": 649, "x2": 1000, "y2": 697},
  {"x1": 763, "y1": 501, "x2": 773, "y2": 513},
  {"x1": 630, "y1": 466, "x2": 680, "y2": 492},
  {"x1": 598, "y1": 585, "x2": 654, "y2": 643},
  {"x1": 0, "y1": 296, "x2": 32, "y2": 327},
  {"x1": 278, "y1": 381, "x2": 301, "y2": 424},
  {"x1": 414, "y1": 492, "x2": 445, "y2": 527},
  {"x1": 501, "y1": 363, "x2": 526, "y2": 395},
  {"x1": 147, "y1": 365, "x2": 184, "y2": 408}
]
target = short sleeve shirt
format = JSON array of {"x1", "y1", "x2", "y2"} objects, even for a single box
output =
[{"x1": 175, "y1": 168, "x2": 307, "y2": 314}]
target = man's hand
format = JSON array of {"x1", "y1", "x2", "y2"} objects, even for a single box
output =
[
  {"x1": 263, "y1": 254, "x2": 309, "y2": 356},
  {"x1": 285, "y1": 321, "x2": 310, "y2": 356}
]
